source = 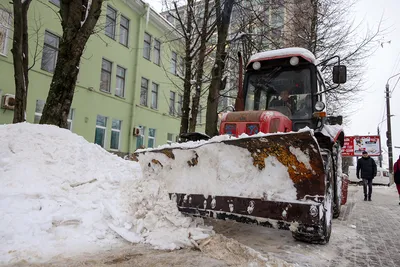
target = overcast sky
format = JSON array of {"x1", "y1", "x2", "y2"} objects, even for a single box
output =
[{"x1": 146, "y1": 0, "x2": 400, "y2": 167}]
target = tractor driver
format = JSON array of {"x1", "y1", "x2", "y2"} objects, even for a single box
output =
[{"x1": 269, "y1": 90, "x2": 296, "y2": 114}]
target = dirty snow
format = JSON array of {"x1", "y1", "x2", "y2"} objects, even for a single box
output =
[
  {"x1": 0, "y1": 123, "x2": 212, "y2": 264},
  {"x1": 137, "y1": 126, "x2": 314, "y2": 152},
  {"x1": 289, "y1": 146, "x2": 312, "y2": 170},
  {"x1": 138, "y1": 142, "x2": 298, "y2": 201}
]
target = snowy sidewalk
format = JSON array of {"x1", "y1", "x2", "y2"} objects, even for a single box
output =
[{"x1": 330, "y1": 185, "x2": 400, "y2": 267}]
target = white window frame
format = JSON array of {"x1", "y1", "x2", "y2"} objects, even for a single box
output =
[
  {"x1": 178, "y1": 56, "x2": 184, "y2": 76},
  {"x1": 140, "y1": 77, "x2": 149, "y2": 106},
  {"x1": 110, "y1": 119, "x2": 122, "y2": 151},
  {"x1": 95, "y1": 115, "x2": 108, "y2": 148},
  {"x1": 67, "y1": 108, "x2": 74, "y2": 131},
  {"x1": 100, "y1": 58, "x2": 112, "y2": 93},
  {"x1": 177, "y1": 94, "x2": 183, "y2": 116},
  {"x1": 136, "y1": 125, "x2": 146, "y2": 149},
  {"x1": 167, "y1": 133, "x2": 173, "y2": 145},
  {"x1": 116, "y1": 65, "x2": 126, "y2": 97},
  {"x1": 143, "y1": 32, "x2": 151, "y2": 60},
  {"x1": 153, "y1": 39, "x2": 161, "y2": 65},
  {"x1": 119, "y1": 15, "x2": 129, "y2": 46},
  {"x1": 171, "y1": 51, "x2": 177, "y2": 74},
  {"x1": 49, "y1": 0, "x2": 60, "y2": 7},
  {"x1": 41, "y1": 31, "x2": 59, "y2": 73},
  {"x1": 169, "y1": 91, "x2": 175, "y2": 116},
  {"x1": 148, "y1": 128, "x2": 156, "y2": 148},
  {"x1": 151, "y1": 82, "x2": 158, "y2": 109},
  {"x1": 0, "y1": 9, "x2": 11, "y2": 56},
  {"x1": 105, "y1": 5, "x2": 117, "y2": 39},
  {"x1": 34, "y1": 99, "x2": 45, "y2": 123}
]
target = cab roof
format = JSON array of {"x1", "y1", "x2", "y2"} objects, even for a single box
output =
[{"x1": 248, "y1": 47, "x2": 317, "y2": 66}]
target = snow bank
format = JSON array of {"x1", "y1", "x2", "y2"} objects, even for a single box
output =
[{"x1": 0, "y1": 123, "x2": 212, "y2": 264}]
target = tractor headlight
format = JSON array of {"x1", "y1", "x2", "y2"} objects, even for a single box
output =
[
  {"x1": 315, "y1": 101, "x2": 325, "y2": 111},
  {"x1": 290, "y1": 56, "x2": 299, "y2": 66},
  {"x1": 252, "y1": 61, "x2": 261, "y2": 70}
]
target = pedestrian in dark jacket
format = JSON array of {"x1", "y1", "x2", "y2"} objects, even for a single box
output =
[
  {"x1": 394, "y1": 156, "x2": 400, "y2": 205},
  {"x1": 357, "y1": 151, "x2": 377, "y2": 201}
]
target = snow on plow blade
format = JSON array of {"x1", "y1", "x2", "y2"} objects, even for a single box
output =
[{"x1": 134, "y1": 131, "x2": 331, "y2": 243}]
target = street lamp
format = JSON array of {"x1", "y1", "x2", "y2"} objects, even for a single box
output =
[{"x1": 385, "y1": 73, "x2": 400, "y2": 177}]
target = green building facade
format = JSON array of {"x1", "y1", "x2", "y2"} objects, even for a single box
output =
[{"x1": 0, "y1": 0, "x2": 205, "y2": 155}]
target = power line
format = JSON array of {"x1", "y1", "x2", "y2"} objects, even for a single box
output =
[
  {"x1": 390, "y1": 52, "x2": 400, "y2": 76},
  {"x1": 390, "y1": 76, "x2": 400, "y2": 94}
]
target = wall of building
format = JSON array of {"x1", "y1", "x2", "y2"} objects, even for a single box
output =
[{"x1": 0, "y1": 0, "x2": 205, "y2": 155}]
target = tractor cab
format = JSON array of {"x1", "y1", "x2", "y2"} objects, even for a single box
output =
[{"x1": 226, "y1": 47, "x2": 347, "y2": 134}]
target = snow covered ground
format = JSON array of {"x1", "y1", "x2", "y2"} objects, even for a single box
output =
[
  {"x1": 2, "y1": 123, "x2": 393, "y2": 267},
  {"x1": 0, "y1": 123, "x2": 213, "y2": 264},
  {"x1": 0, "y1": 123, "x2": 291, "y2": 266}
]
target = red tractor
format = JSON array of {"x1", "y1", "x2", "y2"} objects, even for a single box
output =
[{"x1": 135, "y1": 47, "x2": 349, "y2": 244}]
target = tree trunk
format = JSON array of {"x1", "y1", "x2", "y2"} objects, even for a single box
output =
[
  {"x1": 179, "y1": 0, "x2": 194, "y2": 135},
  {"x1": 205, "y1": 0, "x2": 235, "y2": 137},
  {"x1": 40, "y1": 0, "x2": 103, "y2": 127},
  {"x1": 309, "y1": 0, "x2": 319, "y2": 54},
  {"x1": 189, "y1": 0, "x2": 210, "y2": 132},
  {"x1": 11, "y1": 0, "x2": 32, "y2": 123}
]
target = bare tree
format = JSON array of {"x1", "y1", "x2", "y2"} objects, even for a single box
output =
[
  {"x1": 161, "y1": 0, "x2": 217, "y2": 134},
  {"x1": 40, "y1": 0, "x2": 103, "y2": 128},
  {"x1": 233, "y1": 0, "x2": 383, "y2": 118},
  {"x1": 205, "y1": 0, "x2": 235, "y2": 137},
  {"x1": 11, "y1": 0, "x2": 32, "y2": 123}
]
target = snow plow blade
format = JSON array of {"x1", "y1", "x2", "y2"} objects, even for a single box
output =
[{"x1": 134, "y1": 130, "x2": 334, "y2": 244}]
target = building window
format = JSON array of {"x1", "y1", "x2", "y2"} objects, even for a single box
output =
[
  {"x1": 167, "y1": 133, "x2": 173, "y2": 145},
  {"x1": 35, "y1": 99, "x2": 73, "y2": 130},
  {"x1": 105, "y1": 5, "x2": 117, "y2": 39},
  {"x1": 67, "y1": 109, "x2": 74, "y2": 131},
  {"x1": 49, "y1": 0, "x2": 60, "y2": 7},
  {"x1": 116, "y1": 66, "x2": 126, "y2": 97},
  {"x1": 111, "y1": 119, "x2": 122, "y2": 150},
  {"x1": 177, "y1": 94, "x2": 183, "y2": 116},
  {"x1": 100, "y1": 59, "x2": 112, "y2": 93},
  {"x1": 169, "y1": 91, "x2": 175, "y2": 116},
  {"x1": 178, "y1": 56, "x2": 184, "y2": 76},
  {"x1": 41, "y1": 31, "x2": 59, "y2": 73},
  {"x1": 148, "y1": 128, "x2": 156, "y2": 148},
  {"x1": 34, "y1": 99, "x2": 45, "y2": 123},
  {"x1": 171, "y1": 51, "x2": 177, "y2": 74},
  {"x1": 95, "y1": 115, "x2": 107, "y2": 148},
  {"x1": 119, "y1": 15, "x2": 129, "y2": 46},
  {"x1": 197, "y1": 105, "x2": 202, "y2": 124},
  {"x1": 136, "y1": 126, "x2": 145, "y2": 149},
  {"x1": 153, "y1": 39, "x2": 161, "y2": 65},
  {"x1": 143, "y1": 32, "x2": 151, "y2": 60},
  {"x1": 166, "y1": 14, "x2": 174, "y2": 24},
  {"x1": 151, "y1": 82, "x2": 158, "y2": 109},
  {"x1": 0, "y1": 9, "x2": 11, "y2": 55},
  {"x1": 140, "y1": 77, "x2": 148, "y2": 106}
]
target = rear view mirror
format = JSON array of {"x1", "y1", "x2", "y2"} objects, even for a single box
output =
[
  {"x1": 327, "y1": 115, "x2": 343, "y2": 125},
  {"x1": 333, "y1": 65, "x2": 347, "y2": 84}
]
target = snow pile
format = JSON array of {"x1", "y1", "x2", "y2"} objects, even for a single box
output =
[{"x1": 0, "y1": 123, "x2": 212, "y2": 264}]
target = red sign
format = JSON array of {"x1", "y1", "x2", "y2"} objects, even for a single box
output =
[{"x1": 342, "y1": 135, "x2": 381, "y2": 157}]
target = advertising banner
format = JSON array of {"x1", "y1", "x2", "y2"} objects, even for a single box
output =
[{"x1": 342, "y1": 135, "x2": 381, "y2": 157}]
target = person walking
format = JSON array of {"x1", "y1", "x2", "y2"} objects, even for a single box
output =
[
  {"x1": 356, "y1": 151, "x2": 377, "y2": 201},
  {"x1": 394, "y1": 156, "x2": 400, "y2": 205}
]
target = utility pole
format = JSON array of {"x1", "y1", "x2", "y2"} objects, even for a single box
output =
[
  {"x1": 385, "y1": 72, "x2": 400, "y2": 177},
  {"x1": 385, "y1": 83, "x2": 393, "y2": 175},
  {"x1": 377, "y1": 126, "x2": 382, "y2": 167}
]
